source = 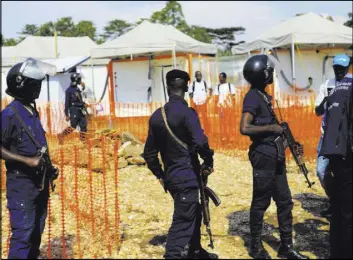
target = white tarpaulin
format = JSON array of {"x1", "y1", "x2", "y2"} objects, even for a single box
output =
[
  {"x1": 2, "y1": 36, "x2": 97, "y2": 67},
  {"x1": 232, "y1": 12, "x2": 353, "y2": 54},
  {"x1": 42, "y1": 56, "x2": 90, "y2": 73},
  {"x1": 91, "y1": 21, "x2": 217, "y2": 59}
]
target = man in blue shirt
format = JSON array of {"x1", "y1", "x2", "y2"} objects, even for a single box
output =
[
  {"x1": 1, "y1": 58, "x2": 57, "y2": 259},
  {"x1": 314, "y1": 54, "x2": 352, "y2": 217},
  {"x1": 319, "y1": 54, "x2": 352, "y2": 259},
  {"x1": 240, "y1": 54, "x2": 308, "y2": 259},
  {"x1": 57, "y1": 72, "x2": 87, "y2": 144},
  {"x1": 143, "y1": 69, "x2": 217, "y2": 259}
]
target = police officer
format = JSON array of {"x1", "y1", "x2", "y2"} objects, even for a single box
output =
[
  {"x1": 143, "y1": 69, "x2": 217, "y2": 259},
  {"x1": 240, "y1": 54, "x2": 308, "y2": 259},
  {"x1": 0, "y1": 58, "x2": 56, "y2": 259},
  {"x1": 319, "y1": 54, "x2": 352, "y2": 259},
  {"x1": 58, "y1": 72, "x2": 87, "y2": 144}
]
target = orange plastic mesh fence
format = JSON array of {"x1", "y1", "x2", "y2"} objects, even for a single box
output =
[{"x1": 1, "y1": 88, "x2": 321, "y2": 258}]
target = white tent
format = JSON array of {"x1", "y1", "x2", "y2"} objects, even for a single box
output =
[
  {"x1": 90, "y1": 21, "x2": 217, "y2": 109},
  {"x1": 232, "y1": 12, "x2": 352, "y2": 54},
  {"x1": 232, "y1": 12, "x2": 352, "y2": 96},
  {"x1": 1, "y1": 36, "x2": 108, "y2": 104},
  {"x1": 91, "y1": 21, "x2": 217, "y2": 59}
]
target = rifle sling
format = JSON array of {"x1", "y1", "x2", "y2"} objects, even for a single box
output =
[
  {"x1": 161, "y1": 106, "x2": 189, "y2": 151},
  {"x1": 8, "y1": 105, "x2": 43, "y2": 150},
  {"x1": 255, "y1": 89, "x2": 279, "y2": 124}
]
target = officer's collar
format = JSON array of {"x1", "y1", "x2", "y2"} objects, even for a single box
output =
[
  {"x1": 169, "y1": 94, "x2": 187, "y2": 105},
  {"x1": 13, "y1": 100, "x2": 38, "y2": 118}
]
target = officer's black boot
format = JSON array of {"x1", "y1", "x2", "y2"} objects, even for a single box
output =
[
  {"x1": 277, "y1": 241, "x2": 309, "y2": 259},
  {"x1": 249, "y1": 239, "x2": 271, "y2": 259},
  {"x1": 187, "y1": 248, "x2": 218, "y2": 259}
]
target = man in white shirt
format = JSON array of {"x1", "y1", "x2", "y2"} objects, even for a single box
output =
[
  {"x1": 188, "y1": 71, "x2": 211, "y2": 105},
  {"x1": 213, "y1": 72, "x2": 236, "y2": 106}
]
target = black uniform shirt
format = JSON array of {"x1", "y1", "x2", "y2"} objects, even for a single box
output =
[
  {"x1": 65, "y1": 85, "x2": 84, "y2": 117},
  {"x1": 143, "y1": 95, "x2": 214, "y2": 190},
  {"x1": 242, "y1": 88, "x2": 279, "y2": 159}
]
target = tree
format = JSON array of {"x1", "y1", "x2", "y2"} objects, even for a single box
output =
[
  {"x1": 20, "y1": 24, "x2": 38, "y2": 36},
  {"x1": 37, "y1": 22, "x2": 55, "y2": 36},
  {"x1": 55, "y1": 17, "x2": 76, "y2": 37},
  {"x1": 188, "y1": 26, "x2": 212, "y2": 43},
  {"x1": 135, "y1": 18, "x2": 150, "y2": 26},
  {"x1": 203, "y1": 27, "x2": 245, "y2": 51},
  {"x1": 0, "y1": 33, "x2": 3, "y2": 46},
  {"x1": 3, "y1": 38, "x2": 18, "y2": 46},
  {"x1": 150, "y1": 1, "x2": 190, "y2": 34},
  {"x1": 75, "y1": 20, "x2": 96, "y2": 40},
  {"x1": 344, "y1": 12, "x2": 353, "y2": 27},
  {"x1": 103, "y1": 19, "x2": 134, "y2": 40}
]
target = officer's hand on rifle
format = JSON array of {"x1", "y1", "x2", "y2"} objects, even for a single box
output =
[
  {"x1": 294, "y1": 142, "x2": 304, "y2": 156},
  {"x1": 201, "y1": 163, "x2": 214, "y2": 177},
  {"x1": 25, "y1": 156, "x2": 41, "y2": 168}
]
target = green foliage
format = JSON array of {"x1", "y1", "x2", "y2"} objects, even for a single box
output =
[
  {"x1": 55, "y1": 17, "x2": 76, "y2": 36},
  {"x1": 20, "y1": 24, "x2": 38, "y2": 36},
  {"x1": 36, "y1": 22, "x2": 55, "y2": 36},
  {"x1": 344, "y1": 12, "x2": 353, "y2": 27},
  {"x1": 4, "y1": 1, "x2": 246, "y2": 52},
  {"x1": 75, "y1": 20, "x2": 97, "y2": 40},
  {"x1": 3, "y1": 38, "x2": 18, "y2": 46},
  {"x1": 103, "y1": 19, "x2": 134, "y2": 40},
  {"x1": 0, "y1": 33, "x2": 3, "y2": 45}
]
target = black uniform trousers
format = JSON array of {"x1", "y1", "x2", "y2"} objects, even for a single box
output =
[
  {"x1": 249, "y1": 149, "x2": 294, "y2": 243},
  {"x1": 329, "y1": 157, "x2": 352, "y2": 259},
  {"x1": 69, "y1": 107, "x2": 87, "y2": 132},
  {"x1": 164, "y1": 188, "x2": 202, "y2": 259}
]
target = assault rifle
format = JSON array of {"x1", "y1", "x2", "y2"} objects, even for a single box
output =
[
  {"x1": 199, "y1": 169, "x2": 221, "y2": 249},
  {"x1": 256, "y1": 90, "x2": 315, "y2": 188},
  {"x1": 75, "y1": 92, "x2": 90, "y2": 120},
  {"x1": 37, "y1": 147, "x2": 59, "y2": 192}
]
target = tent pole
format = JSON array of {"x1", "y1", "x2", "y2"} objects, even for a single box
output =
[
  {"x1": 172, "y1": 43, "x2": 177, "y2": 68},
  {"x1": 47, "y1": 75, "x2": 50, "y2": 102},
  {"x1": 291, "y1": 36, "x2": 296, "y2": 93}
]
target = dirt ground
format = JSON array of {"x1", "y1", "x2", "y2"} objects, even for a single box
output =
[{"x1": 1, "y1": 153, "x2": 330, "y2": 259}]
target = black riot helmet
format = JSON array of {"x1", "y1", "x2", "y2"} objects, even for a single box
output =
[
  {"x1": 243, "y1": 54, "x2": 278, "y2": 86},
  {"x1": 6, "y1": 58, "x2": 57, "y2": 102},
  {"x1": 70, "y1": 72, "x2": 82, "y2": 85}
]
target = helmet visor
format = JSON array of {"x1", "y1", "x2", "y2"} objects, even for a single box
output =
[
  {"x1": 19, "y1": 58, "x2": 57, "y2": 80},
  {"x1": 266, "y1": 54, "x2": 281, "y2": 70}
]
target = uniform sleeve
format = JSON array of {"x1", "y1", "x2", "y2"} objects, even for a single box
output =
[
  {"x1": 185, "y1": 109, "x2": 214, "y2": 166},
  {"x1": 230, "y1": 84, "x2": 236, "y2": 95},
  {"x1": 242, "y1": 92, "x2": 258, "y2": 116},
  {"x1": 315, "y1": 82, "x2": 327, "y2": 107},
  {"x1": 143, "y1": 118, "x2": 164, "y2": 179},
  {"x1": 0, "y1": 111, "x2": 15, "y2": 148},
  {"x1": 64, "y1": 90, "x2": 70, "y2": 117}
]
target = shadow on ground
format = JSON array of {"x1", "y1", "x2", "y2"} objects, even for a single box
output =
[
  {"x1": 39, "y1": 234, "x2": 75, "y2": 259},
  {"x1": 227, "y1": 193, "x2": 330, "y2": 259}
]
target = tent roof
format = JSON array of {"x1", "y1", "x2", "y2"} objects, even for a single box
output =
[
  {"x1": 2, "y1": 36, "x2": 98, "y2": 66},
  {"x1": 91, "y1": 21, "x2": 217, "y2": 59},
  {"x1": 232, "y1": 12, "x2": 353, "y2": 54}
]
